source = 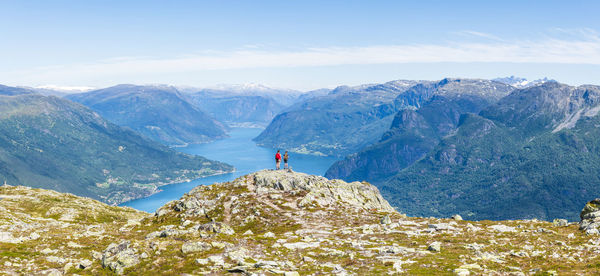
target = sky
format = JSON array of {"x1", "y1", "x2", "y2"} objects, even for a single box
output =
[{"x1": 1, "y1": 0, "x2": 599, "y2": 91}]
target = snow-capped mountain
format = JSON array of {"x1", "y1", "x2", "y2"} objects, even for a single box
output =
[{"x1": 493, "y1": 76, "x2": 552, "y2": 88}]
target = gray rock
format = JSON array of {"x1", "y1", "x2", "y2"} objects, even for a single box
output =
[
  {"x1": 489, "y1": 224, "x2": 517, "y2": 233},
  {"x1": 282, "y1": 241, "x2": 320, "y2": 250},
  {"x1": 197, "y1": 222, "x2": 235, "y2": 235},
  {"x1": 227, "y1": 266, "x2": 249, "y2": 273},
  {"x1": 181, "y1": 241, "x2": 211, "y2": 254},
  {"x1": 46, "y1": 256, "x2": 67, "y2": 264},
  {"x1": 41, "y1": 248, "x2": 58, "y2": 255},
  {"x1": 428, "y1": 223, "x2": 456, "y2": 231},
  {"x1": 580, "y1": 199, "x2": 600, "y2": 233},
  {"x1": 154, "y1": 206, "x2": 171, "y2": 217},
  {"x1": 454, "y1": 268, "x2": 470, "y2": 276},
  {"x1": 0, "y1": 231, "x2": 20, "y2": 243},
  {"x1": 250, "y1": 170, "x2": 395, "y2": 212},
  {"x1": 226, "y1": 247, "x2": 250, "y2": 264},
  {"x1": 586, "y1": 228, "x2": 600, "y2": 235},
  {"x1": 428, "y1": 241, "x2": 441, "y2": 252},
  {"x1": 102, "y1": 241, "x2": 141, "y2": 274},
  {"x1": 78, "y1": 259, "x2": 93, "y2": 269},
  {"x1": 262, "y1": 232, "x2": 276, "y2": 238},
  {"x1": 380, "y1": 214, "x2": 392, "y2": 224},
  {"x1": 552, "y1": 219, "x2": 568, "y2": 227},
  {"x1": 39, "y1": 269, "x2": 63, "y2": 276},
  {"x1": 254, "y1": 260, "x2": 280, "y2": 268},
  {"x1": 451, "y1": 214, "x2": 463, "y2": 221},
  {"x1": 207, "y1": 255, "x2": 225, "y2": 266},
  {"x1": 303, "y1": 256, "x2": 315, "y2": 263},
  {"x1": 196, "y1": 258, "x2": 209, "y2": 265}
]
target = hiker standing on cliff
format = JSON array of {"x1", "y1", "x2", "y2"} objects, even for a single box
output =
[
  {"x1": 283, "y1": 151, "x2": 289, "y2": 169},
  {"x1": 275, "y1": 150, "x2": 281, "y2": 170}
]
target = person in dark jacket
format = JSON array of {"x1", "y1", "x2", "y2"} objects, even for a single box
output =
[{"x1": 275, "y1": 150, "x2": 281, "y2": 170}]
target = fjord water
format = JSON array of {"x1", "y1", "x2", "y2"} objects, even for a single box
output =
[{"x1": 121, "y1": 128, "x2": 338, "y2": 213}]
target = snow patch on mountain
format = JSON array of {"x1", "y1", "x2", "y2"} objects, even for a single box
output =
[{"x1": 493, "y1": 76, "x2": 552, "y2": 88}]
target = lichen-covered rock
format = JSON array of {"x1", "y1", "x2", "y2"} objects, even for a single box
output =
[
  {"x1": 428, "y1": 241, "x2": 441, "y2": 252},
  {"x1": 250, "y1": 170, "x2": 394, "y2": 212},
  {"x1": 553, "y1": 219, "x2": 568, "y2": 227},
  {"x1": 452, "y1": 214, "x2": 463, "y2": 221},
  {"x1": 181, "y1": 241, "x2": 211, "y2": 254},
  {"x1": 0, "y1": 231, "x2": 20, "y2": 243},
  {"x1": 579, "y1": 198, "x2": 600, "y2": 234},
  {"x1": 102, "y1": 241, "x2": 141, "y2": 274},
  {"x1": 4, "y1": 174, "x2": 600, "y2": 275},
  {"x1": 380, "y1": 214, "x2": 392, "y2": 224},
  {"x1": 197, "y1": 222, "x2": 235, "y2": 235}
]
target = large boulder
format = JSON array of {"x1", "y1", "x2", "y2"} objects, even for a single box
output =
[
  {"x1": 198, "y1": 222, "x2": 235, "y2": 235},
  {"x1": 579, "y1": 198, "x2": 600, "y2": 234},
  {"x1": 102, "y1": 241, "x2": 141, "y2": 274}
]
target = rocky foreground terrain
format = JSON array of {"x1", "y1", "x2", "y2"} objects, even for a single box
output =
[{"x1": 1, "y1": 170, "x2": 600, "y2": 275}]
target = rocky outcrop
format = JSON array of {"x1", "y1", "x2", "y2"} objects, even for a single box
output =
[
  {"x1": 579, "y1": 198, "x2": 600, "y2": 234},
  {"x1": 102, "y1": 241, "x2": 141, "y2": 274},
  {"x1": 1, "y1": 172, "x2": 600, "y2": 275},
  {"x1": 251, "y1": 170, "x2": 394, "y2": 212},
  {"x1": 156, "y1": 169, "x2": 394, "y2": 220}
]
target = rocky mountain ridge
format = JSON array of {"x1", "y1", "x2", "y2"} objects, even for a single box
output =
[
  {"x1": 382, "y1": 82, "x2": 600, "y2": 221},
  {"x1": 0, "y1": 92, "x2": 232, "y2": 205},
  {"x1": 66, "y1": 84, "x2": 228, "y2": 146},
  {"x1": 254, "y1": 80, "x2": 421, "y2": 157},
  {"x1": 325, "y1": 78, "x2": 514, "y2": 182},
  {"x1": 493, "y1": 76, "x2": 552, "y2": 88},
  {"x1": 2, "y1": 170, "x2": 600, "y2": 275}
]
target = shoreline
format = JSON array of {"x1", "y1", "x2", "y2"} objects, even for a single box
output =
[{"x1": 114, "y1": 168, "x2": 236, "y2": 207}]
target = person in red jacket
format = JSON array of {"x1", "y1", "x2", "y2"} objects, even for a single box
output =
[{"x1": 275, "y1": 150, "x2": 281, "y2": 170}]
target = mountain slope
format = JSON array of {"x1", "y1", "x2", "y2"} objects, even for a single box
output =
[
  {"x1": 187, "y1": 92, "x2": 286, "y2": 127},
  {"x1": 325, "y1": 78, "x2": 514, "y2": 182},
  {"x1": 380, "y1": 82, "x2": 600, "y2": 221},
  {"x1": 0, "y1": 171, "x2": 597, "y2": 275},
  {"x1": 66, "y1": 84, "x2": 227, "y2": 146},
  {"x1": 184, "y1": 84, "x2": 307, "y2": 127},
  {"x1": 0, "y1": 84, "x2": 35, "y2": 96},
  {"x1": 493, "y1": 76, "x2": 552, "y2": 88},
  {"x1": 0, "y1": 92, "x2": 233, "y2": 204},
  {"x1": 254, "y1": 80, "x2": 420, "y2": 156}
]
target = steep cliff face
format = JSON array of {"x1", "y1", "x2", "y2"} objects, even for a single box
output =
[
  {"x1": 325, "y1": 79, "x2": 514, "y2": 182},
  {"x1": 1, "y1": 171, "x2": 599, "y2": 275}
]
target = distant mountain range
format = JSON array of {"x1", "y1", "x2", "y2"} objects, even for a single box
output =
[
  {"x1": 493, "y1": 76, "x2": 552, "y2": 88},
  {"x1": 0, "y1": 89, "x2": 233, "y2": 204},
  {"x1": 325, "y1": 78, "x2": 514, "y2": 182},
  {"x1": 252, "y1": 77, "x2": 600, "y2": 221},
  {"x1": 66, "y1": 84, "x2": 229, "y2": 146},
  {"x1": 187, "y1": 83, "x2": 303, "y2": 107},
  {"x1": 184, "y1": 84, "x2": 303, "y2": 127},
  {"x1": 253, "y1": 80, "x2": 420, "y2": 156},
  {"x1": 0, "y1": 84, "x2": 36, "y2": 96},
  {"x1": 380, "y1": 82, "x2": 600, "y2": 221},
  {"x1": 5, "y1": 76, "x2": 590, "y2": 223}
]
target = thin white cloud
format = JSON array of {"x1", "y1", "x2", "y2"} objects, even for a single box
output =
[
  {"x1": 454, "y1": 30, "x2": 505, "y2": 41},
  {"x1": 3, "y1": 29, "x2": 600, "y2": 85}
]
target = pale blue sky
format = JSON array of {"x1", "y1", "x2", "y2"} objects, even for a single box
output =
[{"x1": 1, "y1": 0, "x2": 599, "y2": 90}]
